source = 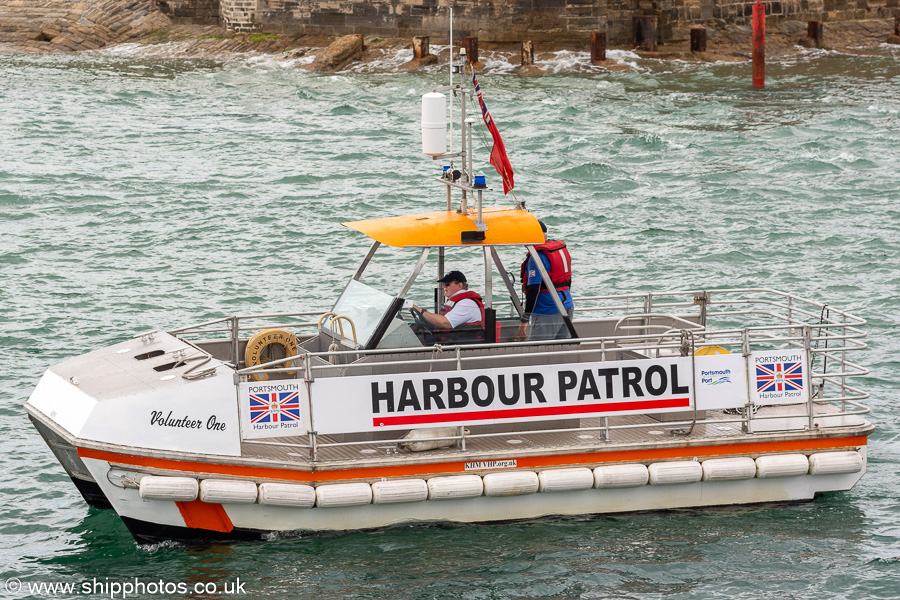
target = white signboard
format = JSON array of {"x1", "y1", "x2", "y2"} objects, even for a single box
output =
[
  {"x1": 750, "y1": 349, "x2": 808, "y2": 406},
  {"x1": 694, "y1": 354, "x2": 747, "y2": 411},
  {"x1": 238, "y1": 381, "x2": 309, "y2": 439},
  {"x1": 78, "y1": 373, "x2": 242, "y2": 456},
  {"x1": 310, "y1": 357, "x2": 695, "y2": 435}
]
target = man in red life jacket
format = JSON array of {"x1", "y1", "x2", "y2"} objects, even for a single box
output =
[
  {"x1": 516, "y1": 221, "x2": 574, "y2": 341},
  {"x1": 409, "y1": 270, "x2": 485, "y2": 330}
]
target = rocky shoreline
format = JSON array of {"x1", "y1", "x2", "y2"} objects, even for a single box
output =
[{"x1": 1, "y1": 0, "x2": 897, "y2": 70}]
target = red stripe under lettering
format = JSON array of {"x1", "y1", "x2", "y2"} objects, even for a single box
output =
[{"x1": 373, "y1": 397, "x2": 691, "y2": 427}]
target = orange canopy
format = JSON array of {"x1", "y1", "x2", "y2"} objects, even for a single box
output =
[{"x1": 342, "y1": 207, "x2": 544, "y2": 248}]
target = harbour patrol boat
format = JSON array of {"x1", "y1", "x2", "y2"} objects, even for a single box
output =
[{"x1": 25, "y1": 58, "x2": 873, "y2": 545}]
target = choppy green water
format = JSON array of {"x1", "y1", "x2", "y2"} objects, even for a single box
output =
[{"x1": 1, "y1": 46, "x2": 899, "y2": 599}]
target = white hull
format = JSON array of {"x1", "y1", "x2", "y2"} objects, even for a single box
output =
[{"x1": 79, "y1": 448, "x2": 866, "y2": 542}]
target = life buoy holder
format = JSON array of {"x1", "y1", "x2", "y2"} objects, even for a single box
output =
[
  {"x1": 317, "y1": 312, "x2": 359, "y2": 346},
  {"x1": 244, "y1": 328, "x2": 299, "y2": 382}
]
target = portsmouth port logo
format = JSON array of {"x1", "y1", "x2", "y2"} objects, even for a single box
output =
[
  {"x1": 756, "y1": 362, "x2": 803, "y2": 393},
  {"x1": 700, "y1": 369, "x2": 732, "y2": 386}
]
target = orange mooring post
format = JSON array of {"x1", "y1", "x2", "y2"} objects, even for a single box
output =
[
  {"x1": 752, "y1": 0, "x2": 765, "y2": 87},
  {"x1": 413, "y1": 36, "x2": 429, "y2": 59},
  {"x1": 462, "y1": 36, "x2": 479, "y2": 64},
  {"x1": 590, "y1": 31, "x2": 606, "y2": 63},
  {"x1": 521, "y1": 40, "x2": 534, "y2": 65},
  {"x1": 807, "y1": 21, "x2": 823, "y2": 48}
]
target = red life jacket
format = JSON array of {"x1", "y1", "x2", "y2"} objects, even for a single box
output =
[
  {"x1": 439, "y1": 290, "x2": 485, "y2": 327},
  {"x1": 520, "y1": 240, "x2": 572, "y2": 295}
]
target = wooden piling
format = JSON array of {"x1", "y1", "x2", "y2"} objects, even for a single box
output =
[
  {"x1": 690, "y1": 28, "x2": 707, "y2": 53},
  {"x1": 413, "y1": 36, "x2": 429, "y2": 59},
  {"x1": 632, "y1": 16, "x2": 658, "y2": 52},
  {"x1": 807, "y1": 21, "x2": 823, "y2": 48},
  {"x1": 462, "y1": 36, "x2": 478, "y2": 65},
  {"x1": 521, "y1": 40, "x2": 534, "y2": 65},
  {"x1": 895, "y1": 16, "x2": 899, "y2": 35},
  {"x1": 590, "y1": 31, "x2": 606, "y2": 63},
  {"x1": 356, "y1": 34, "x2": 366, "y2": 52},
  {"x1": 752, "y1": 0, "x2": 765, "y2": 87}
]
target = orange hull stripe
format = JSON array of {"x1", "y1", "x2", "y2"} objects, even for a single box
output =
[
  {"x1": 78, "y1": 435, "x2": 867, "y2": 483},
  {"x1": 175, "y1": 500, "x2": 233, "y2": 532}
]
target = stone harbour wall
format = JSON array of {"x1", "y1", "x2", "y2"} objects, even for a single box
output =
[
  {"x1": 217, "y1": 0, "x2": 898, "y2": 44},
  {"x1": 2, "y1": 0, "x2": 897, "y2": 50},
  {"x1": 151, "y1": 0, "x2": 218, "y2": 24}
]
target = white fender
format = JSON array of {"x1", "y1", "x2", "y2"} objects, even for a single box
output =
[
  {"x1": 199, "y1": 479, "x2": 258, "y2": 504},
  {"x1": 648, "y1": 461, "x2": 703, "y2": 485},
  {"x1": 372, "y1": 479, "x2": 429, "y2": 504},
  {"x1": 701, "y1": 457, "x2": 757, "y2": 481},
  {"x1": 593, "y1": 464, "x2": 649, "y2": 489},
  {"x1": 139, "y1": 476, "x2": 198, "y2": 501},
  {"x1": 483, "y1": 471, "x2": 539, "y2": 497},
  {"x1": 756, "y1": 454, "x2": 810, "y2": 478},
  {"x1": 808, "y1": 451, "x2": 863, "y2": 475},
  {"x1": 257, "y1": 483, "x2": 316, "y2": 508},
  {"x1": 427, "y1": 475, "x2": 484, "y2": 500},
  {"x1": 538, "y1": 468, "x2": 595, "y2": 493},
  {"x1": 315, "y1": 482, "x2": 373, "y2": 508}
]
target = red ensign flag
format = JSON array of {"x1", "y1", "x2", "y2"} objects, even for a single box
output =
[{"x1": 472, "y1": 72, "x2": 515, "y2": 194}]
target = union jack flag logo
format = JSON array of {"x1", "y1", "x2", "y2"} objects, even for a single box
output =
[
  {"x1": 249, "y1": 391, "x2": 301, "y2": 424},
  {"x1": 756, "y1": 362, "x2": 803, "y2": 393}
]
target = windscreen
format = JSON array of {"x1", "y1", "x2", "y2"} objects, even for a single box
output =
[{"x1": 329, "y1": 279, "x2": 396, "y2": 347}]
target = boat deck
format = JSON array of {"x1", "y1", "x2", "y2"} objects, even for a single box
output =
[{"x1": 239, "y1": 403, "x2": 869, "y2": 471}]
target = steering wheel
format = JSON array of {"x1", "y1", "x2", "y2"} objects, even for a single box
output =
[
  {"x1": 408, "y1": 306, "x2": 437, "y2": 346},
  {"x1": 410, "y1": 306, "x2": 435, "y2": 331}
]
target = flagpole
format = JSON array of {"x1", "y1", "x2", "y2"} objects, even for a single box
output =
[{"x1": 448, "y1": 4, "x2": 453, "y2": 155}]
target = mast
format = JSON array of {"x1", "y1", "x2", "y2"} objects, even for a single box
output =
[
  {"x1": 448, "y1": 5, "x2": 453, "y2": 156},
  {"x1": 426, "y1": 52, "x2": 489, "y2": 236}
]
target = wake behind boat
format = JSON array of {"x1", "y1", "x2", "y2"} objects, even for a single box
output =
[{"x1": 25, "y1": 48, "x2": 873, "y2": 545}]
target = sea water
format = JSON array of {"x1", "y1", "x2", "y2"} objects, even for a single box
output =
[{"x1": 1, "y1": 46, "x2": 899, "y2": 599}]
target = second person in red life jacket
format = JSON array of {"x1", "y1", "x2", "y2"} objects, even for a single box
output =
[
  {"x1": 409, "y1": 270, "x2": 485, "y2": 330},
  {"x1": 516, "y1": 220, "x2": 574, "y2": 341}
]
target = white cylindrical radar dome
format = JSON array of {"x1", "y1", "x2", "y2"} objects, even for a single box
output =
[{"x1": 422, "y1": 92, "x2": 447, "y2": 156}]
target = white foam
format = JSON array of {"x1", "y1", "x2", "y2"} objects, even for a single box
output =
[
  {"x1": 606, "y1": 49, "x2": 645, "y2": 71},
  {"x1": 540, "y1": 50, "x2": 593, "y2": 74},
  {"x1": 345, "y1": 48, "x2": 414, "y2": 73},
  {"x1": 867, "y1": 104, "x2": 898, "y2": 115}
]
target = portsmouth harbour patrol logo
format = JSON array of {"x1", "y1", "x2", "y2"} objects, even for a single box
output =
[
  {"x1": 756, "y1": 361, "x2": 803, "y2": 393},
  {"x1": 753, "y1": 352, "x2": 805, "y2": 403},
  {"x1": 242, "y1": 381, "x2": 304, "y2": 436},
  {"x1": 249, "y1": 391, "x2": 301, "y2": 424}
]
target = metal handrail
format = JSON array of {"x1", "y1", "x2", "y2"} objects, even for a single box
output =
[{"x1": 173, "y1": 289, "x2": 869, "y2": 459}]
